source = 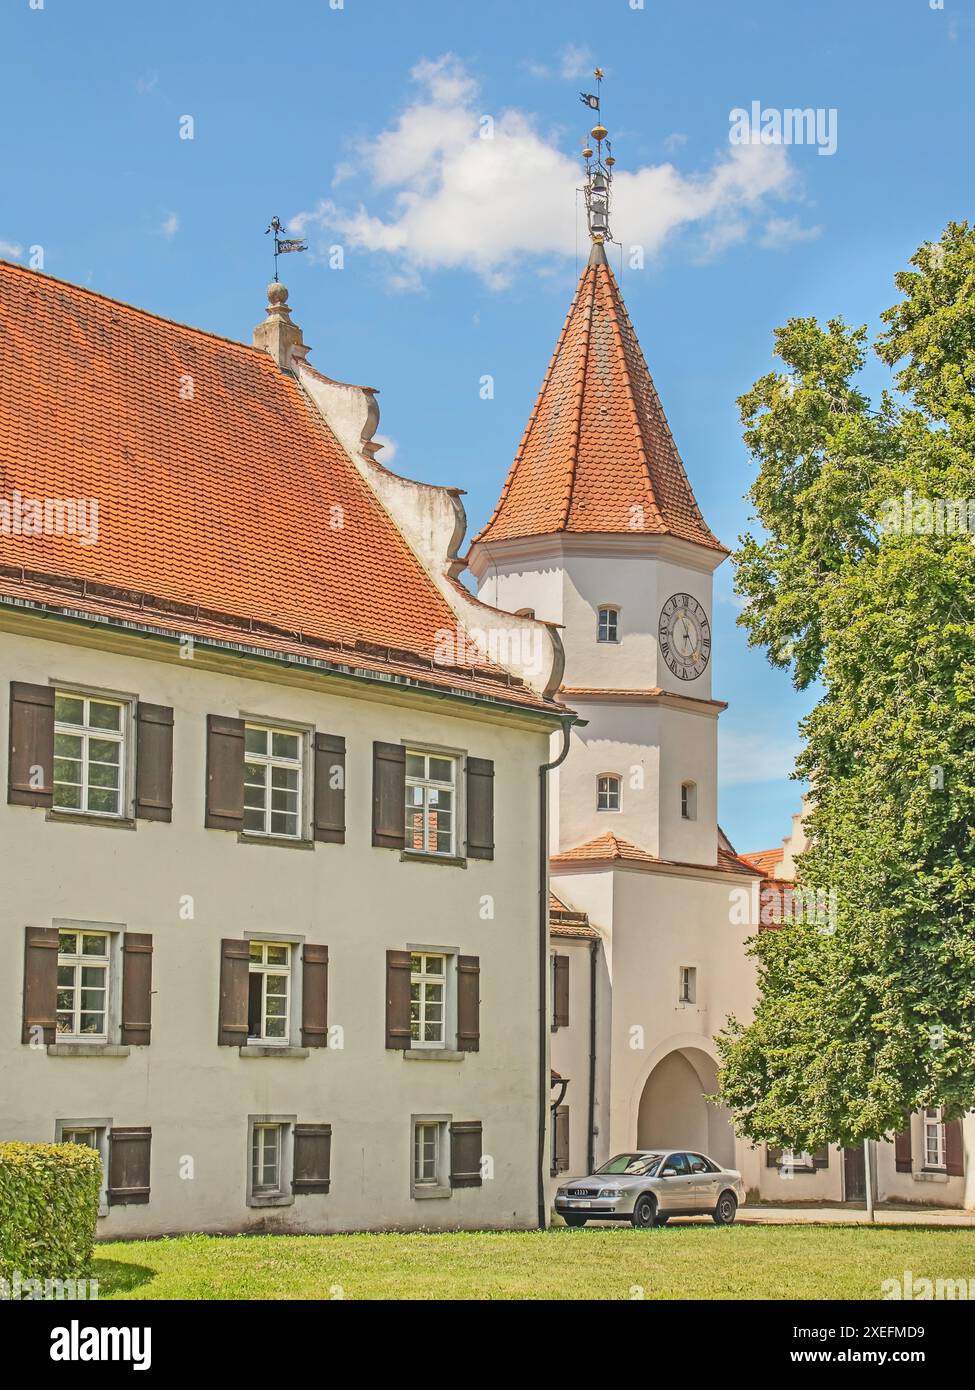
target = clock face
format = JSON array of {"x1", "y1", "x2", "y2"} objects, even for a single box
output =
[{"x1": 658, "y1": 593, "x2": 711, "y2": 681}]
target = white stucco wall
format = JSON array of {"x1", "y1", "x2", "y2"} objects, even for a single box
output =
[{"x1": 0, "y1": 616, "x2": 553, "y2": 1235}]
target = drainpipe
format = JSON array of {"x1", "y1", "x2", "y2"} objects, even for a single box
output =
[
  {"x1": 538, "y1": 718, "x2": 574, "y2": 1228},
  {"x1": 587, "y1": 937, "x2": 600, "y2": 1175}
]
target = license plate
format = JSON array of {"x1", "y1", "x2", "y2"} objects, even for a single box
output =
[{"x1": 570, "y1": 1200, "x2": 591, "y2": 1209}]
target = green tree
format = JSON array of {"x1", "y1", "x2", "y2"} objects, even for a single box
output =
[{"x1": 716, "y1": 222, "x2": 975, "y2": 1150}]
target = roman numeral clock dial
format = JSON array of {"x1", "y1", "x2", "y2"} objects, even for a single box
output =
[{"x1": 658, "y1": 593, "x2": 711, "y2": 681}]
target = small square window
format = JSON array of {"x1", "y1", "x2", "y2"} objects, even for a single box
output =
[
  {"x1": 681, "y1": 782, "x2": 697, "y2": 821},
  {"x1": 596, "y1": 774, "x2": 621, "y2": 812},
  {"x1": 678, "y1": 966, "x2": 697, "y2": 1005},
  {"x1": 404, "y1": 751, "x2": 457, "y2": 856},
  {"x1": 243, "y1": 724, "x2": 304, "y2": 838},
  {"x1": 597, "y1": 607, "x2": 620, "y2": 643},
  {"x1": 54, "y1": 692, "x2": 126, "y2": 817},
  {"x1": 252, "y1": 1123, "x2": 283, "y2": 1195}
]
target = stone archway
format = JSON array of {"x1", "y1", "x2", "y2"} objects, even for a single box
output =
[{"x1": 636, "y1": 1046, "x2": 735, "y2": 1169}]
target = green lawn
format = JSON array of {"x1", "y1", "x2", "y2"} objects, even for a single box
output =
[{"x1": 93, "y1": 1223, "x2": 975, "y2": 1300}]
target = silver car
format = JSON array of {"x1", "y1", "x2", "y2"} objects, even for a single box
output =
[{"x1": 555, "y1": 1149, "x2": 745, "y2": 1228}]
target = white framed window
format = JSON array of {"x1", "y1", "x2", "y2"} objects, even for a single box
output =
[
  {"x1": 596, "y1": 773, "x2": 621, "y2": 812},
  {"x1": 57, "y1": 930, "x2": 110, "y2": 1039},
  {"x1": 597, "y1": 606, "x2": 620, "y2": 643},
  {"x1": 924, "y1": 1108, "x2": 945, "y2": 1169},
  {"x1": 247, "y1": 942, "x2": 291, "y2": 1042},
  {"x1": 681, "y1": 781, "x2": 697, "y2": 821},
  {"x1": 410, "y1": 952, "x2": 446, "y2": 1047},
  {"x1": 405, "y1": 751, "x2": 457, "y2": 856},
  {"x1": 252, "y1": 1123, "x2": 283, "y2": 1195},
  {"x1": 414, "y1": 1121, "x2": 441, "y2": 1185},
  {"x1": 243, "y1": 724, "x2": 303, "y2": 838},
  {"x1": 53, "y1": 691, "x2": 126, "y2": 817},
  {"x1": 55, "y1": 1118, "x2": 111, "y2": 1215},
  {"x1": 678, "y1": 966, "x2": 697, "y2": 1005}
]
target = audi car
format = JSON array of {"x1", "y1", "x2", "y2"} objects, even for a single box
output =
[{"x1": 554, "y1": 1149, "x2": 745, "y2": 1228}]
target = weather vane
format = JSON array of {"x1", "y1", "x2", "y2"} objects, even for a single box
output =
[
  {"x1": 264, "y1": 215, "x2": 307, "y2": 282},
  {"x1": 579, "y1": 68, "x2": 615, "y2": 244}
]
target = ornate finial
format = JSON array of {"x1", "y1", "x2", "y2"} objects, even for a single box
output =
[
  {"x1": 264, "y1": 215, "x2": 307, "y2": 283},
  {"x1": 578, "y1": 68, "x2": 613, "y2": 244}
]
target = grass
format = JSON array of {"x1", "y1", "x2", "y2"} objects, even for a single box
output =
[{"x1": 92, "y1": 1222, "x2": 975, "y2": 1300}]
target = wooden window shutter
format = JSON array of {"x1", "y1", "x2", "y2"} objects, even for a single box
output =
[
  {"x1": 372, "y1": 742, "x2": 405, "y2": 849},
  {"x1": 553, "y1": 954, "x2": 570, "y2": 1029},
  {"x1": 218, "y1": 938, "x2": 250, "y2": 1045},
  {"x1": 894, "y1": 1124, "x2": 913, "y2": 1173},
  {"x1": 385, "y1": 949, "x2": 412, "y2": 1049},
  {"x1": 314, "y1": 733, "x2": 346, "y2": 843},
  {"x1": 945, "y1": 1117, "x2": 964, "y2": 1177},
  {"x1": 812, "y1": 1145, "x2": 829, "y2": 1169},
  {"x1": 767, "y1": 1146, "x2": 783, "y2": 1168},
  {"x1": 205, "y1": 714, "x2": 244, "y2": 831},
  {"x1": 120, "y1": 933, "x2": 153, "y2": 1046},
  {"x1": 21, "y1": 925, "x2": 58, "y2": 1044},
  {"x1": 465, "y1": 756, "x2": 494, "y2": 860},
  {"x1": 554, "y1": 1106, "x2": 570, "y2": 1174},
  {"x1": 108, "y1": 1127, "x2": 151, "y2": 1205},
  {"x1": 8, "y1": 682, "x2": 54, "y2": 807},
  {"x1": 449, "y1": 1121, "x2": 483, "y2": 1188},
  {"x1": 301, "y1": 943, "x2": 329, "y2": 1048},
  {"x1": 457, "y1": 955, "x2": 480, "y2": 1052},
  {"x1": 135, "y1": 702, "x2": 173, "y2": 822},
  {"x1": 293, "y1": 1124, "x2": 332, "y2": 1194}
]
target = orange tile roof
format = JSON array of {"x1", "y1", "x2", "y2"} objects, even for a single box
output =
[
  {"x1": 550, "y1": 831, "x2": 762, "y2": 877},
  {"x1": 740, "y1": 847, "x2": 787, "y2": 878},
  {"x1": 0, "y1": 262, "x2": 555, "y2": 713},
  {"x1": 473, "y1": 244, "x2": 725, "y2": 551},
  {"x1": 549, "y1": 889, "x2": 599, "y2": 939}
]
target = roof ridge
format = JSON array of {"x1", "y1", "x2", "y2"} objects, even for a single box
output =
[{"x1": 0, "y1": 258, "x2": 268, "y2": 362}]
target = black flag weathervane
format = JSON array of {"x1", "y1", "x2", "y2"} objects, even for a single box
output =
[{"x1": 264, "y1": 215, "x2": 307, "y2": 282}]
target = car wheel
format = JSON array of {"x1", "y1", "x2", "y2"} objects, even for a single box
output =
[
  {"x1": 631, "y1": 1193, "x2": 658, "y2": 1229},
  {"x1": 563, "y1": 1214, "x2": 587, "y2": 1228},
  {"x1": 713, "y1": 1191, "x2": 738, "y2": 1225}
]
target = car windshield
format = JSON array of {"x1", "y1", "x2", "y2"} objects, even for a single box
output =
[{"x1": 594, "y1": 1153, "x2": 663, "y2": 1177}]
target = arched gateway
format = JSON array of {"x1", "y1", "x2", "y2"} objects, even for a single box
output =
[{"x1": 637, "y1": 1046, "x2": 736, "y2": 1169}]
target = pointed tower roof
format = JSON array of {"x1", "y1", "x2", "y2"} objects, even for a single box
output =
[{"x1": 472, "y1": 241, "x2": 726, "y2": 553}]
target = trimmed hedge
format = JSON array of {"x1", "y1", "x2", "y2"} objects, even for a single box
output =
[{"x1": 0, "y1": 1142, "x2": 102, "y2": 1281}]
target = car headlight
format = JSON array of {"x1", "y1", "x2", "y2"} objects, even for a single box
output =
[{"x1": 599, "y1": 1187, "x2": 623, "y2": 1198}]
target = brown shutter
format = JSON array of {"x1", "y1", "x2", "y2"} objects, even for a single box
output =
[
  {"x1": 812, "y1": 1145, "x2": 829, "y2": 1169},
  {"x1": 457, "y1": 954, "x2": 480, "y2": 1052},
  {"x1": 205, "y1": 714, "x2": 244, "y2": 831},
  {"x1": 372, "y1": 742, "x2": 405, "y2": 849},
  {"x1": 554, "y1": 1106, "x2": 570, "y2": 1174},
  {"x1": 465, "y1": 756, "x2": 494, "y2": 860},
  {"x1": 553, "y1": 954, "x2": 570, "y2": 1029},
  {"x1": 767, "y1": 1146, "x2": 782, "y2": 1168},
  {"x1": 22, "y1": 925, "x2": 58, "y2": 1044},
  {"x1": 449, "y1": 1121, "x2": 483, "y2": 1188},
  {"x1": 945, "y1": 1118, "x2": 964, "y2": 1177},
  {"x1": 301, "y1": 943, "x2": 329, "y2": 1048},
  {"x1": 385, "y1": 949, "x2": 412, "y2": 1049},
  {"x1": 8, "y1": 682, "x2": 54, "y2": 807},
  {"x1": 894, "y1": 1124, "x2": 913, "y2": 1173},
  {"x1": 120, "y1": 933, "x2": 153, "y2": 1046},
  {"x1": 293, "y1": 1124, "x2": 332, "y2": 1194},
  {"x1": 218, "y1": 938, "x2": 250, "y2": 1045},
  {"x1": 314, "y1": 733, "x2": 345, "y2": 843},
  {"x1": 107, "y1": 1127, "x2": 151, "y2": 1205},
  {"x1": 135, "y1": 702, "x2": 173, "y2": 821}
]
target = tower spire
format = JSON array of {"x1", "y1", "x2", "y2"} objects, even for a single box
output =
[{"x1": 579, "y1": 67, "x2": 615, "y2": 248}]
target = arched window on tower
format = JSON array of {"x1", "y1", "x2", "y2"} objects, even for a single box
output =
[
  {"x1": 681, "y1": 781, "x2": 697, "y2": 821},
  {"x1": 597, "y1": 605, "x2": 620, "y2": 643},
  {"x1": 515, "y1": 607, "x2": 535, "y2": 620},
  {"x1": 597, "y1": 774, "x2": 621, "y2": 813}
]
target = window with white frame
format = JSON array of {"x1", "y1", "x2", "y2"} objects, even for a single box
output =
[
  {"x1": 681, "y1": 781, "x2": 697, "y2": 821},
  {"x1": 57, "y1": 930, "x2": 110, "y2": 1039},
  {"x1": 597, "y1": 606, "x2": 620, "y2": 643},
  {"x1": 596, "y1": 774, "x2": 621, "y2": 812},
  {"x1": 413, "y1": 1120, "x2": 443, "y2": 1186},
  {"x1": 405, "y1": 751, "x2": 456, "y2": 856},
  {"x1": 57, "y1": 1121, "x2": 110, "y2": 1213},
  {"x1": 247, "y1": 942, "x2": 291, "y2": 1042},
  {"x1": 251, "y1": 1123, "x2": 284, "y2": 1196},
  {"x1": 243, "y1": 725, "x2": 303, "y2": 838},
  {"x1": 678, "y1": 966, "x2": 697, "y2": 1005},
  {"x1": 924, "y1": 1108, "x2": 945, "y2": 1168},
  {"x1": 53, "y1": 692, "x2": 126, "y2": 817},
  {"x1": 410, "y1": 952, "x2": 446, "y2": 1046}
]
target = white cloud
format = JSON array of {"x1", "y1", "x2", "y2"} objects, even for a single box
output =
[
  {"x1": 373, "y1": 434, "x2": 397, "y2": 463},
  {"x1": 160, "y1": 212, "x2": 179, "y2": 240},
  {"x1": 292, "y1": 54, "x2": 800, "y2": 288},
  {"x1": 559, "y1": 44, "x2": 593, "y2": 80},
  {"x1": 719, "y1": 730, "x2": 802, "y2": 787},
  {"x1": 0, "y1": 240, "x2": 23, "y2": 260},
  {"x1": 663, "y1": 132, "x2": 688, "y2": 152},
  {"x1": 760, "y1": 215, "x2": 822, "y2": 250}
]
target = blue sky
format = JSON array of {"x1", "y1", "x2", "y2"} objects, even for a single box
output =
[{"x1": 2, "y1": 0, "x2": 971, "y2": 851}]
